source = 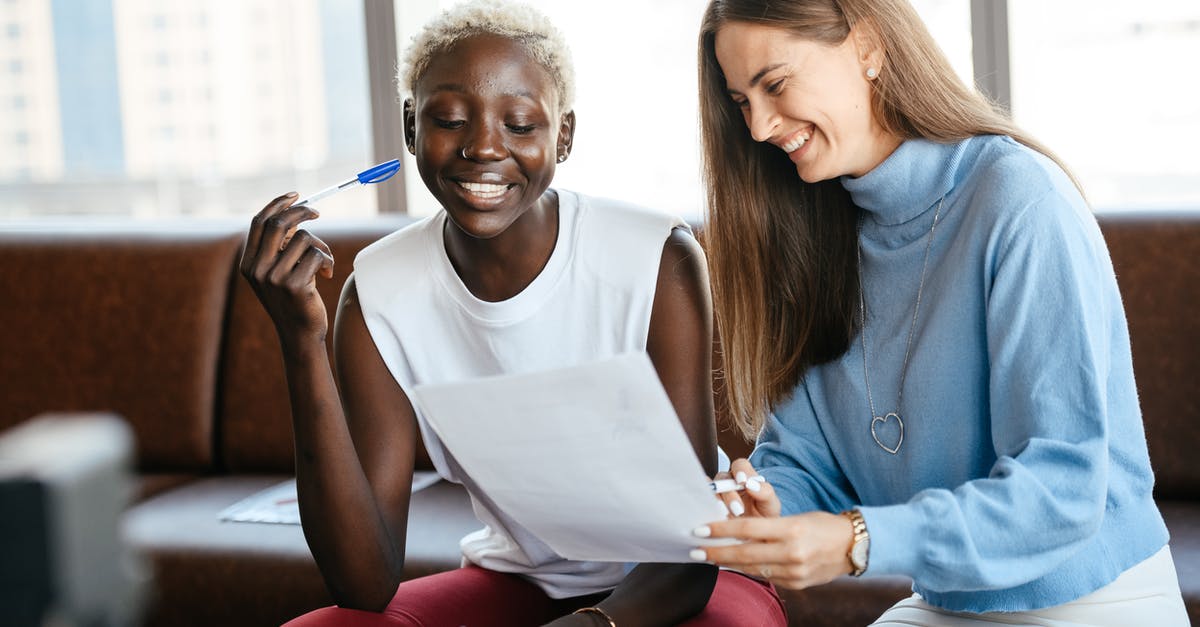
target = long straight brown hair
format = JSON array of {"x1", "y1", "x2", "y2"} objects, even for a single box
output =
[{"x1": 699, "y1": 0, "x2": 1075, "y2": 440}]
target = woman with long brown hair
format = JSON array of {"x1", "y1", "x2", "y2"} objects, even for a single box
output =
[{"x1": 688, "y1": 0, "x2": 1188, "y2": 623}]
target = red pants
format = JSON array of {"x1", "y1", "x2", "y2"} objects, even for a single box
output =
[{"x1": 284, "y1": 566, "x2": 787, "y2": 626}]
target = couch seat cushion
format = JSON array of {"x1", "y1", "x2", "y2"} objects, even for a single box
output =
[{"x1": 123, "y1": 475, "x2": 479, "y2": 627}]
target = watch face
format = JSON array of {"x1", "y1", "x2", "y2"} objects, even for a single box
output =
[{"x1": 851, "y1": 540, "x2": 869, "y2": 568}]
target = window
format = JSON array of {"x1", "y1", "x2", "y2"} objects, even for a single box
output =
[
  {"x1": 0, "y1": 0, "x2": 374, "y2": 218},
  {"x1": 2, "y1": 1, "x2": 1192, "y2": 220},
  {"x1": 395, "y1": 0, "x2": 975, "y2": 221},
  {"x1": 1009, "y1": 1, "x2": 1200, "y2": 210},
  {"x1": 910, "y1": 0, "x2": 974, "y2": 88}
]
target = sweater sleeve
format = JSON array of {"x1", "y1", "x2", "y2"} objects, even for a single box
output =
[
  {"x1": 860, "y1": 188, "x2": 1116, "y2": 592},
  {"x1": 750, "y1": 381, "x2": 858, "y2": 516}
]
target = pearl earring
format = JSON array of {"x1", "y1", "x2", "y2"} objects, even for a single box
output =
[{"x1": 866, "y1": 67, "x2": 878, "y2": 79}]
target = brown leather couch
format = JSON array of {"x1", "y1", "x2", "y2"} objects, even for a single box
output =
[{"x1": 1, "y1": 210, "x2": 1196, "y2": 626}]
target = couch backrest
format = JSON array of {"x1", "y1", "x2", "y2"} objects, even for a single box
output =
[
  {"x1": 0, "y1": 223, "x2": 243, "y2": 472},
  {"x1": 1098, "y1": 211, "x2": 1200, "y2": 499},
  {"x1": 2, "y1": 212, "x2": 1195, "y2": 494}
]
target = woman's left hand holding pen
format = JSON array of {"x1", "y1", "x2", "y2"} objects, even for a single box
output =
[
  {"x1": 239, "y1": 193, "x2": 335, "y2": 346},
  {"x1": 239, "y1": 161, "x2": 396, "y2": 345}
]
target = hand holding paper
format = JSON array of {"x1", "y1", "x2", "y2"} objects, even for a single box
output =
[{"x1": 410, "y1": 352, "x2": 737, "y2": 563}]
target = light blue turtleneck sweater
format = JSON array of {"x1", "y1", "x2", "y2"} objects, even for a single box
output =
[{"x1": 750, "y1": 136, "x2": 1168, "y2": 612}]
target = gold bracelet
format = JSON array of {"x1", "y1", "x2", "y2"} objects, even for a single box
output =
[{"x1": 572, "y1": 606, "x2": 617, "y2": 627}]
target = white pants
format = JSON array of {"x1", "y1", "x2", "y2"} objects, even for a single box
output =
[{"x1": 870, "y1": 546, "x2": 1189, "y2": 626}]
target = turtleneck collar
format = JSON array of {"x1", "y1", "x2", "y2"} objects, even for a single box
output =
[{"x1": 840, "y1": 137, "x2": 970, "y2": 226}]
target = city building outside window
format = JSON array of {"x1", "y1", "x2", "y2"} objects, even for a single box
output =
[
  {"x1": 0, "y1": 0, "x2": 373, "y2": 219},
  {"x1": 0, "y1": 1, "x2": 1195, "y2": 220},
  {"x1": 1008, "y1": 0, "x2": 1200, "y2": 210}
]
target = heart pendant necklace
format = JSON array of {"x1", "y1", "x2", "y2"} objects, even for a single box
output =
[{"x1": 858, "y1": 197, "x2": 943, "y2": 455}]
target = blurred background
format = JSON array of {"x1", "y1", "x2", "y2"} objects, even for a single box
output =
[{"x1": 0, "y1": 0, "x2": 1197, "y2": 223}]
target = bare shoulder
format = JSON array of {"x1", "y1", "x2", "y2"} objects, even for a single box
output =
[
  {"x1": 332, "y1": 274, "x2": 380, "y2": 364},
  {"x1": 656, "y1": 226, "x2": 709, "y2": 294},
  {"x1": 650, "y1": 226, "x2": 712, "y2": 339},
  {"x1": 334, "y1": 275, "x2": 366, "y2": 330}
]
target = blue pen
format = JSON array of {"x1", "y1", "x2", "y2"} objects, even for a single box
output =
[{"x1": 294, "y1": 159, "x2": 401, "y2": 207}]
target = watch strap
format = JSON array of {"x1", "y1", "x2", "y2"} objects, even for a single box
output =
[{"x1": 841, "y1": 508, "x2": 869, "y2": 577}]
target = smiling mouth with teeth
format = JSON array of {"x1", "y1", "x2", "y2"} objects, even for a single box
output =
[
  {"x1": 780, "y1": 132, "x2": 812, "y2": 153},
  {"x1": 457, "y1": 181, "x2": 511, "y2": 199}
]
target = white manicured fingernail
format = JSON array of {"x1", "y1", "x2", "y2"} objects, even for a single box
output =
[
  {"x1": 730, "y1": 499, "x2": 746, "y2": 516},
  {"x1": 735, "y1": 471, "x2": 747, "y2": 484},
  {"x1": 746, "y1": 478, "x2": 761, "y2": 492},
  {"x1": 693, "y1": 526, "x2": 711, "y2": 538},
  {"x1": 690, "y1": 549, "x2": 708, "y2": 561}
]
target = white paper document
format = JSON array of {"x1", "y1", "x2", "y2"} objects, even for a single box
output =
[
  {"x1": 217, "y1": 471, "x2": 442, "y2": 525},
  {"x1": 410, "y1": 352, "x2": 734, "y2": 563}
]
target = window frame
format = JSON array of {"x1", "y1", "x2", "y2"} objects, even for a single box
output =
[{"x1": 365, "y1": 0, "x2": 1015, "y2": 214}]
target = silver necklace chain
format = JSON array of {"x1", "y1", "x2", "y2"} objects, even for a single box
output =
[{"x1": 857, "y1": 197, "x2": 944, "y2": 454}]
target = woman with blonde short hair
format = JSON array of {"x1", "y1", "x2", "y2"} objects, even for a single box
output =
[{"x1": 240, "y1": 1, "x2": 786, "y2": 625}]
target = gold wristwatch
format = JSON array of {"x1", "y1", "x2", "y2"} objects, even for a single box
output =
[{"x1": 841, "y1": 509, "x2": 869, "y2": 577}]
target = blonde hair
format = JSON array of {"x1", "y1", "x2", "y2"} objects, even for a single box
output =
[
  {"x1": 399, "y1": 0, "x2": 576, "y2": 110},
  {"x1": 699, "y1": 0, "x2": 1077, "y2": 440}
]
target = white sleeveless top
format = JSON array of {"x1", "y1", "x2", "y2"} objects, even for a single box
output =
[{"x1": 353, "y1": 189, "x2": 684, "y2": 598}]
